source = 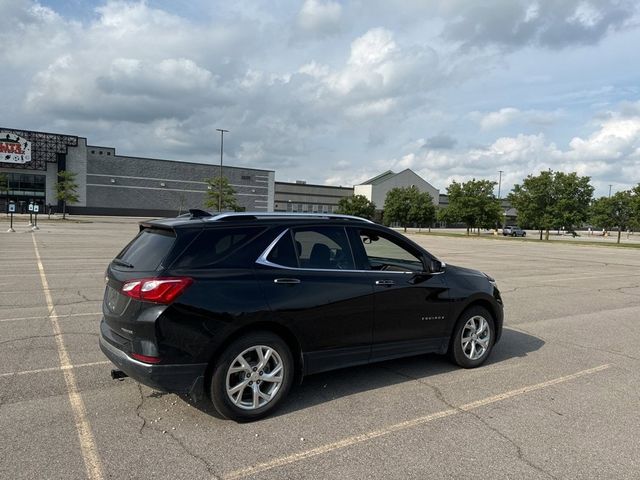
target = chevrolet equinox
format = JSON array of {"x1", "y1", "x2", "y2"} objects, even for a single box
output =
[{"x1": 100, "y1": 211, "x2": 503, "y2": 421}]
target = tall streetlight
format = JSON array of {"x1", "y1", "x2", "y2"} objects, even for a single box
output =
[
  {"x1": 216, "y1": 128, "x2": 229, "y2": 212},
  {"x1": 498, "y1": 170, "x2": 505, "y2": 231}
]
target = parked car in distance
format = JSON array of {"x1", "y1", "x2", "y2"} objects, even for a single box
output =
[
  {"x1": 100, "y1": 211, "x2": 504, "y2": 421},
  {"x1": 503, "y1": 226, "x2": 526, "y2": 237}
]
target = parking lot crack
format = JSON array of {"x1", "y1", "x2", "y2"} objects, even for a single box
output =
[
  {"x1": 134, "y1": 386, "x2": 220, "y2": 479},
  {"x1": 465, "y1": 409, "x2": 560, "y2": 479},
  {"x1": 380, "y1": 366, "x2": 558, "y2": 479},
  {"x1": 135, "y1": 384, "x2": 147, "y2": 435},
  {"x1": 0, "y1": 331, "x2": 98, "y2": 347}
]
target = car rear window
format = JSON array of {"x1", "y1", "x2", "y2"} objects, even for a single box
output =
[
  {"x1": 173, "y1": 227, "x2": 264, "y2": 268},
  {"x1": 115, "y1": 228, "x2": 176, "y2": 271}
]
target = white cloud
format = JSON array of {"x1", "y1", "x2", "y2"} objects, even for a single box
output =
[
  {"x1": 1, "y1": 0, "x2": 639, "y2": 193},
  {"x1": 394, "y1": 106, "x2": 640, "y2": 196},
  {"x1": 296, "y1": 0, "x2": 342, "y2": 37},
  {"x1": 473, "y1": 107, "x2": 564, "y2": 130}
]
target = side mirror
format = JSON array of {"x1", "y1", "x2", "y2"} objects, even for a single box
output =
[{"x1": 428, "y1": 259, "x2": 444, "y2": 274}]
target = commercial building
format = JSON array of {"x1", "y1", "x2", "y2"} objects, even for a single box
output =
[
  {"x1": 355, "y1": 169, "x2": 439, "y2": 210},
  {"x1": 274, "y1": 181, "x2": 353, "y2": 213},
  {"x1": 0, "y1": 127, "x2": 274, "y2": 216}
]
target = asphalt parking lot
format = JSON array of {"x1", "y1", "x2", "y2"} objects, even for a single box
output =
[{"x1": 1, "y1": 218, "x2": 639, "y2": 479}]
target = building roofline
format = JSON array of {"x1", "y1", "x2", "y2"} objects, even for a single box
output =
[
  {"x1": 1, "y1": 126, "x2": 84, "y2": 141},
  {"x1": 275, "y1": 181, "x2": 353, "y2": 190},
  {"x1": 359, "y1": 170, "x2": 395, "y2": 185},
  {"x1": 92, "y1": 151, "x2": 275, "y2": 173}
]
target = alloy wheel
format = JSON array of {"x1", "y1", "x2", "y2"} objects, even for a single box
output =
[
  {"x1": 225, "y1": 345, "x2": 284, "y2": 410},
  {"x1": 461, "y1": 315, "x2": 491, "y2": 360}
]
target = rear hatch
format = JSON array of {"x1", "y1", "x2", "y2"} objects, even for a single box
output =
[{"x1": 102, "y1": 226, "x2": 178, "y2": 352}]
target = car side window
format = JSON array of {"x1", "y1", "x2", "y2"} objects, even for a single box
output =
[
  {"x1": 357, "y1": 229, "x2": 424, "y2": 272},
  {"x1": 173, "y1": 227, "x2": 263, "y2": 268},
  {"x1": 293, "y1": 227, "x2": 355, "y2": 270}
]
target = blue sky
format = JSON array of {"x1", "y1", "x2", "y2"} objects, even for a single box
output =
[{"x1": 3, "y1": 0, "x2": 640, "y2": 197}]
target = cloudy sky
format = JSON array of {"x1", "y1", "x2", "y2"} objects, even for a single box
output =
[{"x1": 2, "y1": 0, "x2": 640, "y2": 197}]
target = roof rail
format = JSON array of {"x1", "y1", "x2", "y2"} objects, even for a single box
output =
[{"x1": 205, "y1": 212, "x2": 375, "y2": 223}]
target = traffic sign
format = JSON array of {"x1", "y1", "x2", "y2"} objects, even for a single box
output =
[{"x1": 8, "y1": 203, "x2": 16, "y2": 213}]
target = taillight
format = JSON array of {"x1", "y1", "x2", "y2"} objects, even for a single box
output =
[
  {"x1": 131, "y1": 352, "x2": 161, "y2": 364},
  {"x1": 121, "y1": 277, "x2": 193, "y2": 304}
]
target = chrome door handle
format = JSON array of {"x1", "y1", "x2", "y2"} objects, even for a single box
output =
[
  {"x1": 274, "y1": 278, "x2": 301, "y2": 284},
  {"x1": 375, "y1": 280, "x2": 395, "y2": 286}
]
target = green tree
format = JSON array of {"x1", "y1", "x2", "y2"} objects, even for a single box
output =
[
  {"x1": 632, "y1": 184, "x2": 640, "y2": 229},
  {"x1": 440, "y1": 179, "x2": 501, "y2": 235},
  {"x1": 383, "y1": 186, "x2": 421, "y2": 232},
  {"x1": 509, "y1": 170, "x2": 593, "y2": 240},
  {"x1": 590, "y1": 191, "x2": 634, "y2": 244},
  {"x1": 409, "y1": 190, "x2": 436, "y2": 231},
  {"x1": 205, "y1": 176, "x2": 241, "y2": 212},
  {"x1": 553, "y1": 171, "x2": 594, "y2": 233},
  {"x1": 55, "y1": 170, "x2": 79, "y2": 219},
  {"x1": 336, "y1": 194, "x2": 376, "y2": 219}
]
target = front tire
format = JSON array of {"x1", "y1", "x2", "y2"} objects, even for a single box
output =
[
  {"x1": 210, "y1": 332, "x2": 294, "y2": 422},
  {"x1": 449, "y1": 307, "x2": 495, "y2": 368}
]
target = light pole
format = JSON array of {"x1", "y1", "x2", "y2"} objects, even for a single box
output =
[
  {"x1": 216, "y1": 128, "x2": 229, "y2": 212},
  {"x1": 498, "y1": 170, "x2": 505, "y2": 231}
]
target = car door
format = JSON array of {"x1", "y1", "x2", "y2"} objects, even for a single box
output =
[
  {"x1": 254, "y1": 225, "x2": 375, "y2": 375},
  {"x1": 348, "y1": 227, "x2": 451, "y2": 362}
]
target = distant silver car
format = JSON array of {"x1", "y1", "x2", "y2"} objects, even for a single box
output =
[{"x1": 503, "y1": 226, "x2": 526, "y2": 237}]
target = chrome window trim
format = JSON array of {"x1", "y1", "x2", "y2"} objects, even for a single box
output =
[{"x1": 255, "y1": 227, "x2": 438, "y2": 275}]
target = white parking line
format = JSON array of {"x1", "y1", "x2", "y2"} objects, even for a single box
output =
[
  {"x1": 32, "y1": 235, "x2": 104, "y2": 480},
  {"x1": 0, "y1": 312, "x2": 102, "y2": 323},
  {"x1": 224, "y1": 364, "x2": 611, "y2": 480},
  {"x1": 0, "y1": 361, "x2": 110, "y2": 378}
]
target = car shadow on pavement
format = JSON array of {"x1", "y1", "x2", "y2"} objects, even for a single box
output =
[{"x1": 186, "y1": 327, "x2": 544, "y2": 420}]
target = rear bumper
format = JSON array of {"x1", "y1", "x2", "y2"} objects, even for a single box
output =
[{"x1": 99, "y1": 332, "x2": 207, "y2": 399}]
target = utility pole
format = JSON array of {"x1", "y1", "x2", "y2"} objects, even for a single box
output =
[
  {"x1": 608, "y1": 184, "x2": 612, "y2": 198},
  {"x1": 498, "y1": 170, "x2": 504, "y2": 199},
  {"x1": 216, "y1": 128, "x2": 229, "y2": 212}
]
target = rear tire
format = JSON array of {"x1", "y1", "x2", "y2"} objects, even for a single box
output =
[
  {"x1": 210, "y1": 332, "x2": 294, "y2": 422},
  {"x1": 449, "y1": 307, "x2": 495, "y2": 368}
]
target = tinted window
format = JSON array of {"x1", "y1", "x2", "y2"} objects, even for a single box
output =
[
  {"x1": 266, "y1": 231, "x2": 299, "y2": 268},
  {"x1": 116, "y1": 228, "x2": 175, "y2": 271},
  {"x1": 358, "y1": 229, "x2": 423, "y2": 272},
  {"x1": 293, "y1": 227, "x2": 354, "y2": 270},
  {"x1": 174, "y1": 227, "x2": 263, "y2": 268}
]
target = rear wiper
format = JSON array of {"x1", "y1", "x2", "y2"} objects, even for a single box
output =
[{"x1": 112, "y1": 259, "x2": 134, "y2": 269}]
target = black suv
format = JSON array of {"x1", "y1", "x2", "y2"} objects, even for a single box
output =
[{"x1": 100, "y1": 211, "x2": 503, "y2": 421}]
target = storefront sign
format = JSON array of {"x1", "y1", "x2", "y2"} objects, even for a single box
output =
[{"x1": 0, "y1": 132, "x2": 32, "y2": 164}]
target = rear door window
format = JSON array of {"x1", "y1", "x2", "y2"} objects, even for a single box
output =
[
  {"x1": 264, "y1": 227, "x2": 355, "y2": 270},
  {"x1": 115, "y1": 228, "x2": 175, "y2": 271},
  {"x1": 173, "y1": 227, "x2": 264, "y2": 268},
  {"x1": 294, "y1": 227, "x2": 355, "y2": 270}
]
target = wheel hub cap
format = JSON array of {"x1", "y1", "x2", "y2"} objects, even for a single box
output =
[
  {"x1": 461, "y1": 315, "x2": 490, "y2": 361},
  {"x1": 225, "y1": 345, "x2": 284, "y2": 411}
]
